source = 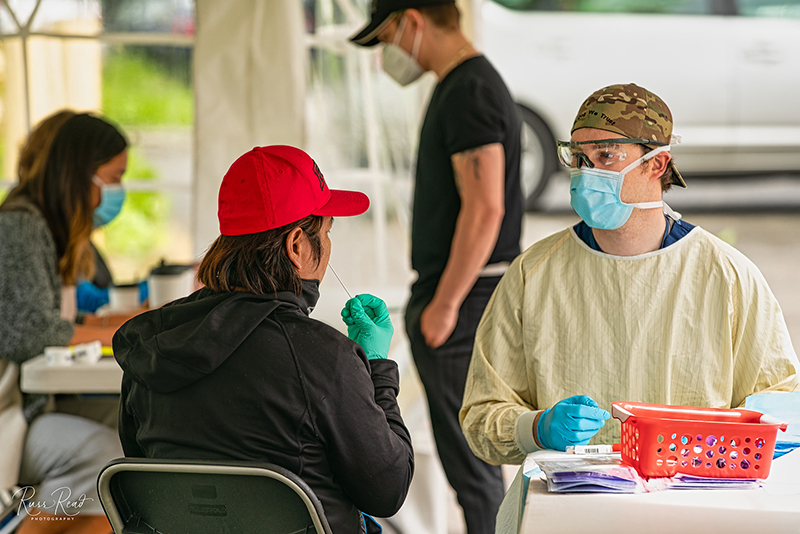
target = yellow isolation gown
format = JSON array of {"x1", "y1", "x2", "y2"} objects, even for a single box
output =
[{"x1": 460, "y1": 226, "x2": 800, "y2": 465}]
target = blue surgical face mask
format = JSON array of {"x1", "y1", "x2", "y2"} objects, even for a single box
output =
[
  {"x1": 92, "y1": 175, "x2": 126, "y2": 227},
  {"x1": 569, "y1": 145, "x2": 669, "y2": 230}
]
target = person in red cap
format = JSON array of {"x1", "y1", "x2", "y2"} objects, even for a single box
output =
[
  {"x1": 351, "y1": 2, "x2": 523, "y2": 532},
  {"x1": 113, "y1": 145, "x2": 414, "y2": 534}
]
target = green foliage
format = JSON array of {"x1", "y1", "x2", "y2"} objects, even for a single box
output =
[
  {"x1": 125, "y1": 146, "x2": 158, "y2": 181},
  {"x1": 97, "y1": 48, "x2": 193, "y2": 278},
  {"x1": 102, "y1": 48, "x2": 193, "y2": 126},
  {"x1": 0, "y1": 133, "x2": 5, "y2": 179},
  {"x1": 491, "y1": 0, "x2": 707, "y2": 14},
  {"x1": 99, "y1": 190, "x2": 170, "y2": 258},
  {"x1": 95, "y1": 148, "x2": 169, "y2": 259}
]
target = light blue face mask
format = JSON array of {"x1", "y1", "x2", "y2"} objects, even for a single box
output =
[
  {"x1": 569, "y1": 146, "x2": 669, "y2": 230},
  {"x1": 92, "y1": 175, "x2": 126, "y2": 227}
]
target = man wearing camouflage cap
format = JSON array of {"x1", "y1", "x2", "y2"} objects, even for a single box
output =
[{"x1": 459, "y1": 83, "x2": 799, "y2": 464}]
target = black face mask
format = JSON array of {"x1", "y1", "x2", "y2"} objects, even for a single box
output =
[{"x1": 300, "y1": 279, "x2": 321, "y2": 314}]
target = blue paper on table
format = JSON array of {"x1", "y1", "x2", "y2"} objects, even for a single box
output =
[{"x1": 744, "y1": 391, "x2": 800, "y2": 459}]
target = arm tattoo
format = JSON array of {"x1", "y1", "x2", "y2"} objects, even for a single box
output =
[
  {"x1": 470, "y1": 153, "x2": 481, "y2": 181},
  {"x1": 457, "y1": 146, "x2": 489, "y2": 182}
]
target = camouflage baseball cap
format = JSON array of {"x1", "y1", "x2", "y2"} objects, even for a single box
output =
[{"x1": 571, "y1": 83, "x2": 686, "y2": 187}]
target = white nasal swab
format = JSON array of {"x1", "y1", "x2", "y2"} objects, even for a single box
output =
[{"x1": 328, "y1": 263, "x2": 353, "y2": 299}]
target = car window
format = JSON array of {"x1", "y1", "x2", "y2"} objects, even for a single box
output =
[
  {"x1": 491, "y1": 0, "x2": 713, "y2": 15},
  {"x1": 737, "y1": 0, "x2": 800, "y2": 17}
]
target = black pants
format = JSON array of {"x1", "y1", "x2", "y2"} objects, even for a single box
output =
[{"x1": 405, "y1": 277, "x2": 505, "y2": 534}]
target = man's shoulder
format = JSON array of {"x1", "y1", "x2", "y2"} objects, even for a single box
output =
[
  {"x1": 438, "y1": 56, "x2": 510, "y2": 99},
  {"x1": 513, "y1": 228, "x2": 573, "y2": 274},
  {"x1": 689, "y1": 227, "x2": 767, "y2": 285},
  {"x1": 452, "y1": 55, "x2": 503, "y2": 81}
]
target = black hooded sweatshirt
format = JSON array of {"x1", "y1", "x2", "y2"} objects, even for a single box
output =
[{"x1": 113, "y1": 282, "x2": 414, "y2": 534}]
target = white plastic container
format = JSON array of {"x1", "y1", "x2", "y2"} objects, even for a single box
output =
[
  {"x1": 148, "y1": 261, "x2": 195, "y2": 308},
  {"x1": 108, "y1": 283, "x2": 139, "y2": 311}
]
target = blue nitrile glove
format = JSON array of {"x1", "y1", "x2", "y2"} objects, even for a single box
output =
[
  {"x1": 138, "y1": 280, "x2": 149, "y2": 304},
  {"x1": 341, "y1": 294, "x2": 394, "y2": 360},
  {"x1": 536, "y1": 395, "x2": 611, "y2": 451},
  {"x1": 76, "y1": 281, "x2": 110, "y2": 313}
]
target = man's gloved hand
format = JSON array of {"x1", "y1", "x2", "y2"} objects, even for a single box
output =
[
  {"x1": 341, "y1": 294, "x2": 394, "y2": 360},
  {"x1": 536, "y1": 395, "x2": 610, "y2": 451}
]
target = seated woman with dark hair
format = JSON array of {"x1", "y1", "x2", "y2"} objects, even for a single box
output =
[
  {"x1": 113, "y1": 145, "x2": 414, "y2": 534},
  {"x1": 0, "y1": 111, "x2": 128, "y2": 534}
]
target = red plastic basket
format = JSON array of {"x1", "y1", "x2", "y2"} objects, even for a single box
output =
[{"x1": 611, "y1": 401, "x2": 787, "y2": 479}]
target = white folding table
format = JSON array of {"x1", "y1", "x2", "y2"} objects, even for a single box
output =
[
  {"x1": 20, "y1": 354, "x2": 122, "y2": 394},
  {"x1": 498, "y1": 449, "x2": 800, "y2": 534}
]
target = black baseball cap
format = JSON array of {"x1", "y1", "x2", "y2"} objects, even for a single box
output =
[{"x1": 350, "y1": 0, "x2": 455, "y2": 47}]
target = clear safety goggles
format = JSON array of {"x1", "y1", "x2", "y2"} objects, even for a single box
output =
[{"x1": 556, "y1": 138, "x2": 669, "y2": 169}]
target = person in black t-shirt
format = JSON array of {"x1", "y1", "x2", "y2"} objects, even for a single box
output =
[{"x1": 351, "y1": 2, "x2": 523, "y2": 533}]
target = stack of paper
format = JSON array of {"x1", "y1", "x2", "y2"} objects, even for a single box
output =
[
  {"x1": 535, "y1": 454, "x2": 763, "y2": 494},
  {"x1": 535, "y1": 456, "x2": 645, "y2": 494},
  {"x1": 665, "y1": 474, "x2": 760, "y2": 490},
  {"x1": 545, "y1": 469, "x2": 641, "y2": 493}
]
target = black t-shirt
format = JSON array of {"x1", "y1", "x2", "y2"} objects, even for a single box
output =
[{"x1": 411, "y1": 55, "x2": 523, "y2": 296}]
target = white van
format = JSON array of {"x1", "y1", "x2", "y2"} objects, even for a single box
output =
[{"x1": 481, "y1": 0, "x2": 800, "y2": 207}]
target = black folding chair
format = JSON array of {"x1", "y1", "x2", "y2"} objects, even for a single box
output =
[{"x1": 97, "y1": 458, "x2": 333, "y2": 534}]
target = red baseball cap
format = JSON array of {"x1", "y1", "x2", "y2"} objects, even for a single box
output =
[{"x1": 218, "y1": 145, "x2": 370, "y2": 236}]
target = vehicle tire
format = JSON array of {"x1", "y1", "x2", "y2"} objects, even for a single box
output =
[{"x1": 518, "y1": 105, "x2": 558, "y2": 211}]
